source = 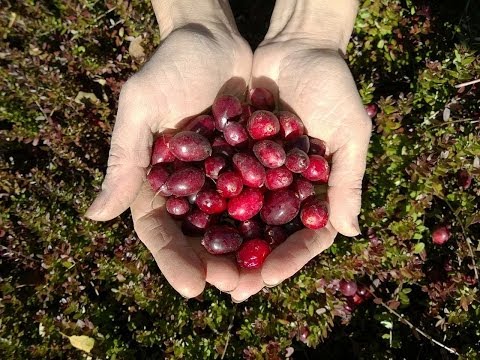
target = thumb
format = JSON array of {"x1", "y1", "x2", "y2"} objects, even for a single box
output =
[{"x1": 85, "y1": 81, "x2": 154, "y2": 221}]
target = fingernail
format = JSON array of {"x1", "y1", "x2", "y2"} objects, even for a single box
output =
[
  {"x1": 352, "y1": 218, "x2": 361, "y2": 236},
  {"x1": 264, "y1": 280, "x2": 282, "y2": 287},
  {"x1": 231, "y1": 297, "x2": 245, "y2": 303}
]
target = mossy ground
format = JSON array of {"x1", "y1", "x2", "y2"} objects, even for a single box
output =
[{"x1": 1, "y1": 0, "x2": 479, "y2": 358}]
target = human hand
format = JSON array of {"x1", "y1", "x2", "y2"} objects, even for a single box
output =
[
  {"x1": 86, "y1": 0, "x2": 252, "y2": 298},
  {"x1": 228, "y1": 0, "x2": 372, "y2": 301}
]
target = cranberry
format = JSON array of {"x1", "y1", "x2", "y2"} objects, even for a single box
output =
[
  {"x1": 216, "y1": 171, "x2": 243, "y2": 198},
  {"x1": 147, "y1": 164, "x2": 170, "y2": 192},
  {"x1": 202, "y1": 225, "x2": 243, "y2": 254},
  {"x1": 212, "y1": 95, "x2": 242, "y2": 131},
  {"x1": 291, "y1": 178, "x2": 315, "y2": 202},
  {"x1": 151, "y1": 134, "x2": 175, "y2": 164},
  {"x1": 184, "y1": 114, "x2": 216, "y2": 138},
  {"x1": 432, "y1": 225, "x2": 450, "y2": 245},
  {"x1": 339, "y1": 280, "x2": 357, "y2": 297},
  {"x1": 236, "y1": 239, "x2": 271, "y2": 269},
  {"x1": 264, "y1": 225, "x2": 288, "y2": 247},
  {"x1": 165, "y1": 167, "x2": 205, "y2": 197},
  {"x1": 232, "y1": 153, "x2": 266, "y2": 188},
  {"x1": 356, "y1": 284, "x2": 372, "y2": 299},
  {"x1": 365, "y1": 103, "x2": 378, "y2": 118},
  {"x1": 166, "y1": 197, "x2": 190, "y2": 218},
  {"x1": 260, "y1": 189, "x2": 301, "y2": 225},
  {"x1": 248, "y1": 87, "x2": 275, "y2": 111},
  {"x1": 239, "y1": 103, "x2": 255, "y2": 123},
  {"x1": 228, "y1": 188, "x2": 264, "y2": 221},
  {"x1": 204, "y1": 156, "x2": 227, "y2": 179},
  {"x1": 285, "y1": 148, "x2": 310, "y2": 173},
  {"x1": 181, "y1": 209, "x2": 215, "y2": 236},
  {"x1": 195, "y1": 189, "x2": 227, "y2": 214},
  {"x1": 169, "y1": 131, "x2": 212, "y2": 162},
  {"x1": 300, "y1": 196, "x2": 328, "y2": 229},
  {"x1": 253, "y1": 140, "x2": 286, "y2": 168},
  {"x1": 285, "y1": 135, "x2": 310, "y2": 153},
  {"x1": 223, "y1": 121, "x2": 249, "y2": 147},
  {"x1": 301, "y1": 155, "x2": 330, "y2": 183},
  {"x1": 239, "y1": 219, "x2": 263, "y2": 240},
  {"x1": 277, "y1": 111, "x2": 304, "y2": 140},
  {"x1": 265, "y1": 167, "x2": 293, "y2": 190},
  {"x1": 457, "y1": 169, "x2": 472, "y2": 189},
  {"x1": 247, "y1": 110, "x2": 280, "y2": 140},
  {"x1": 211, "y1": 136, "x2": 235, "y2": 157},
  {"x1": 284, "y1": 215, "x2": 303, "y2": 235},
  {"x1": 298, "y1": 326, "x2": 309, "y2": 344},
  {"x1": 308, "y1": 138, "x2": 326, "y2": 157}
]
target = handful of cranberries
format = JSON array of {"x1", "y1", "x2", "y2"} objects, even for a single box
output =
[{"x1": 147, "y1": 88, "x2": 330, "y2": 270}]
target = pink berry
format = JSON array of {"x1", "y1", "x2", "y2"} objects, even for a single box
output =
[
  {"x1": 165, "y1": 167, "x2": 205, "y2": 197},
  {"x1": 457, "y1": 169, "x2": 472, "y2": 189},
  {"x1": 211, "y1": 136, "x2": 235, "y2": 157},
  {"x1": 147, "y1": 164, "x2": 170, "y2": 192},
  {"x1": 151, "y1": 134, "x2": 175, "y2": 164},
  {"x1": 247, "y1": 110, "x2": 280, "y2": 140},
  {"x1": 236, "y1": 239, "x2": 271, "y2": 269},
  {"x1": 223, "y1": 121, "x2": 249, "y2": 147},
  {"x1": 253, "y1": 140, "x2": 286, "y2": 168},
  {"x1": 285, "y1": 148, "x2": 310, "y2": 173},
  {"x1": 169, "y1": 131, "x2": 212, "y2": 162},
  {"x1": 365, "y1": 103, "x2": 378, "y2": 118},
  {"x1": 216, "y1": 171, "x2": 243, "y2": 198},
  {"x1": 212, "y1": 95, "x2": 242, "y2": 131},
  {"x1": 202, "y1": 225, "x2": 243, "y2": 254},
  {"x1": 301, "y1": 155, "x2": 330, "y2": 183},
  {"x1": 277, "y1": 111, "x2": 304, "y2": 140},
  {"x1": 184, "y1": 114, "x2": 216, "y2": 138},
  {"x1": 181, "y1": 209, "x2": 215, "y2": 236},
  {"x1": 204, "y1": 156, "x2": 227, "y2": 179},
  {"x1": 264, "y1": 225, "x2": 288, "y2": 247},
  {"x1": 166, "y1": 197, "x2": 190, "y2": 218},
  {"x1": 232, "y1": 153, "x2": 266, "y2": 188},
  {"x1": 248, "y1": 88, "x2": 275, "y2": 110},
  {"x1": 195, "y1": 189, "x2": 227, "y2": 215},
  {"x1": 291, "y1": 178, "x2": 315, "y2": 201},
  {"x1": 265, "y1": 167, "x2": 293, "y2": 190},
  {"x1": 432, "y1": 226, "x2": 450, "y2": 245},
  {"x1": 285, "y1": 135, "x2": 310, "y2": 153},
  {"x1": 260, "y1": 189, "x2": 301, "y2": 225},
  {"x1": 300, "y1": 196, "x2": 328, "y2": 229},
  {"x1": 339, "y1": 280, "x2": 357, "y2": 297},
  {"x1": 228, "y1": 188, "x2": 264, "y2": 221},
  {"x1": 309, "y1": 138, "x2": 326, "y2": 157},
  {"x1": 239, "y1": 219, "x2": 263, "y2": 240}
]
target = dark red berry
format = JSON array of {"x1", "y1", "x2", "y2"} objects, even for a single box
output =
[
  {"x1": 212, "y1": 95, "x2": 242, "y2": 131},
  {"x1": 232, "y1": 153, "x2": 266, "y2": 188},
  {"x1": 151, "y1": 134, "x2": 175, "y2": 164},
  {"x1": 184, "y1": 114, "x2": 216, "y2": 138},
  {"x1": 166, "y1": 197, "x2": 190, "y2": 217},
  {"x1": 264, "y1": 225, "x2": 288, "y2": 247},
  {"x1": 223, "y1": 121, "x2": 249, "y2": 147},
  {"x1": 239, "y1": 219, "x2": 263, "y2": 240},
  {"x1": 181, "y1": 209, "x2": 215, "y2": 236},
  {"x1": 202, "y1": 225, "x2": 243, "y2": 254},
  {"x1": 165, "y1": 167, "x2": 205, "y2": 197},
  {"x1": 285, "y1": 148, "x2": 310, "y2": 173},
  {"x1": 247, "y1": 110, "x2": 280, "y2": 139},
  {"x1": 291, "y1": 178, "x2": 315, "y2": 202},
  {"x1": 284, "y1": 215, "x2": 303, "y2": 235},
  {"x1": 457, "y1": 169, "x2": 472, "y2": 189},
  {"x1": 236, "y1": 239, "x2": 271, "y2": 269},
  {"x1": 365, "y1": 103, "x2": 378, "y2": 118},
  {"x1": 277, "y1": 111, "x2": 304, "y2": 140},
  {"x1": 228, "y1": 188, "x2": 264, "y2": 221},
  {"x1": 211, "y1": 136, "x2": 235, "y2": 157},
  {"x1": 301, "y1": 155, "x2": 330, "y2": 183},
  {"x1": 253, "y1": 140, "x2": 286, "y2": 168},
  {"x1": 169, "y1": 131, "x2": 212, "y2": 162},
  {"x1": 204, "y1": 156, "x2": 227, "y2": 179},
  {"x1": 260, "y1": 189, "x2": 301, "y2": 225},
  {"x1": 195, "y1": 189, "x2": 227, "y2": 215},
  {"x1": 300, "y1": 196, "x2": 328, "y2": 229},
  {"x1": 239, "y1": 103, "x2": 255, "y2": 123},
  {"x1": 339, "y1": 280, "x2": 357, "y2": 297},
  {"x1": 432, "y1": 226, "x2": 450, "y2": 245},
  {"x1": 285, "y1": 135, "x2": 310, "y2": 153},
  {"x1": 147, "y1": 164, "x2": 170, "y2": 192},
  {"x1": 248, "y1": 87, "x2": 275, "y2": 110},
  {"x1": 265, "y1": 167, "x2": 293, "y2": 190},
  {"x1": 309, "y1": 138, "x2": 326, "y2": 157},
  {"x1": 216, "y1": 171, "x2": 243, "y2": 198}
]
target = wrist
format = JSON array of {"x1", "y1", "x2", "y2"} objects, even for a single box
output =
[
  {"x1": 152, "y1": 0, "x2": 238, "y2": 38},
  {"x1": 264, "y1": 0, "x2": 359, "y2": 54}
]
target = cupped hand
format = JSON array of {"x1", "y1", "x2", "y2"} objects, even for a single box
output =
[
  {"x1": 86, "y1": 24, "x2": 253, "y2": 298},
  {"x1": 229, "y1": 38, "x2": 372, "y2": 301}
]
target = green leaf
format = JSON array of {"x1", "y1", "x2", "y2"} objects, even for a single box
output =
[
  {"x1": 413, "y1": 242, "x2": 425, "y2": 254},
  {"x1": 67, "y1": 335, "x2": 95, "y2": 353}
]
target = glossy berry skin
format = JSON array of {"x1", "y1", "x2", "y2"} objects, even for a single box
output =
[
  {"x1": 265, "y1": 167, "x2": 293, "y2": 190},
  {"x1": 216, "y1": 171, "x2": 243, "y2": 198},
  {"x1": 151, "y1": 134, "x2": 175, "y2": 164},
  {"x1": 204, "y1": 156, "x2": 227, "y2": 179},
  {"x1": 339, "y1": 280, "x2": 357, "y2": 297},
  {"x1": 365, "y1": 103, "x2": 378, "y2": 118},
  {"x1": 184, "y1": 114, "x2": 216, "y2": 138},
  {"x1": 432, "y1": 226, "x2": 450, "y2": 245},
  {"x1": 260, "y1": 189, "x2": 301, "y2": 225},
  {"x1": 181, "y1": 209, "x2": 215, "y2": 236},
  {"x1": 202, "y1": 225, "x2": 243, "y2": 254},
  {"x1": 239, "y1": 219, "x2": 263, "y2": 240},
  {"x1": 212, "y1": 95, "x2": 242, "y2": 131},
  {"x1": 284, "y1": 216, "x2": 304, "y2": 235},
  {"x1": 147, "y1": 164, "x2": 170, "y2": 192},
  {"x1": 457, "y1": 169, "x2": 472, "y2": 189},
  {"x1": 253, "y1": 140, "x2": 286, "y2": 168},
  {"x1": 277, "y1": 111, "x2": 305, "y2": 140},
  {"x1": 264, "y1": 225, "x2": 288, "y2": 247},
  {"x1": 166, "y1": 197, "x2": 190, "y2": 218},
  {"x1": 249, "y1": 87, "x2": 275, "y2": 111},
  {"x1": 195, "y1": 189, "x2": 227, "y2": 215},
  {"x1": 247, "y1": 110, "x2": 280, "y2": 140},
  {"x1": 301, "y1": 155, "x2": 330, "y2": 183},
  {"x1": 285, "y1": 148, "x2": 310, "y2": 173},
  {"x1": 285, "y1": 135, "x2": 310, "y2": 154},
  {"x1": 236, "y1": 239, "x2": 271, "y2": 269},
  {"x1": 223, "y1": 121, "x2": 249, "y2": 147},
  {"x1": 211, "y1": 136, "x2": 235, "y2": 157},
  {"x1": 165, "y1": 167, "x2": 205, "y2": 197},
  {"x1": 228, "y1": 188, "x2": 264, "y2": 221},
  {"x1": 169, "y1": 131, "x2": 212, "y2": 162},
  {"x1": 308, "y1": 138, "x2": 326, "y2": 157},
  {"x1": 300, "y1": 196, "x2": 329, "y2": 229},
  {"x1": 291, "y1": 178, "x2": 315, "y2": 202},
  {"x1": 233, "y1": 153, "x2": 266, "y2": 188}
]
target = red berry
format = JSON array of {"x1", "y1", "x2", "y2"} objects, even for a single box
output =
[
  {"x1": 265, "y1": 167, "x2": 293, "y2": 190},
  {"x1": 166, "y1": 197, "x2": 190, "y2": 218},
  {"x1": 351, "y1": 293, "x2": 363, "y2": 305},
  {"x1": 181, "y1": 209, "x2": 215, "y2": 236},
  {"x1": 248, "y1": 88, "x2": 275, "y2": 111},
  {"x1": 260, "y1": 189, "x2": 301, "y2": 225},
  {"x1": 264, "y1": 225, "x2": 288, "y2": 247},
  {"x1": 165, "y1": 167, "x2": 205, "y2": 197},
  {"x1": 211, "y1": 136, "x2": 235, "y2": 157},
  {"x1": 232, "y1": 153, "x2": 266, "y2": 188},
  {"x1": 239, "y1": 103, "x2": 255, "y2": 123},
  {"x1": 184, "y1": 114, "x2": 216, "y2": 138},
  {"x1": 247, "y1": 110, "x2": 280, "y2": 140},
  {"x1": 291, "y1": 178, "x2": 315, "y2": 202},
  {"x1": 212, "y1": 95, "x2": 242, "y2": 131},
  {"x1": 457, "y1": 169, "x2": 472, "y2": 189},
  {"x1": 169, "y1": 131, "x2": 212, "y2": 162},
  {"x1": 204, "y1": 156, "x2": 227, "y2": 179},
  {"x1": 285, "y1": 135, "x2": 310, "y2": 153},
  {"x1": 236, "y1": 239, "x2": 271, "y2": 269},
  {"x1": 216, "y1": 171, "x2": 243, "y2": 198},
  {"x1": 285, "y1": 148, "x2": 310, "y2": 173},
  {"x1": 239, "y1": 219, "x2": 263, "y2": 240},
  {"x1": 223, "y1": 121, "x2": 249, "y2": 147},
  {"x1": 339, "y1": 280, "x2": 357, "y2": 297},
  {"x1": 147, "y1": 164, "x2": 170, "y2": 192},
  {"x1": 308, "y1": 138, "x2": 326, "y2": 157},
  {"x1": 284, "y1": 215, "x2": 303, "y2": 235},
  {"x1": 151, "y1": 134, "x2": 175, "y2": 164},
  {"x1": 432, "y1": 226, "x2": 450, "y2": 245},
  {"x1": 301, "y1": 155, "x2": 330, "y2": 183},
  {"x1": 228, "y1": 188, "x2": 264, "y2": 221},
  {"x1": 300, "y1": 196, "x2": 328, "y2": 229},
  {"x1": 253, "y1": 140, "x2": 286, "y2": 168},
  {"x1": 277, "y1": 111, "x2": 304, "y2": 140},
  {"x1": 202, "y1": 225, "x2": 243, "y2": 254},
  {"x1": 365, "y1": 103, "x2": 378, "y2": 118},
  {"x1": 195, "y1": 189, "x2": 227, "y2": 214}
]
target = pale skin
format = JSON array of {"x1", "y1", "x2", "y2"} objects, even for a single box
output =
[{"x1": 86, "y1": 0, "x2": 371, "y2": 302}]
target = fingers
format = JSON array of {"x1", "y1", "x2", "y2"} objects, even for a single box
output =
[
  {"x1": 327, "y1": 115, "x2": 371, "y2": 236},
  {"x1": 85, "y1": 80, "x2": 154, "y2": 221},
  {"x1": 229, "y1": 267, "x2": 264, "y2": 303},
  {"x1": 261, "y1": 223, "x2": 337, "y2": 286}
]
